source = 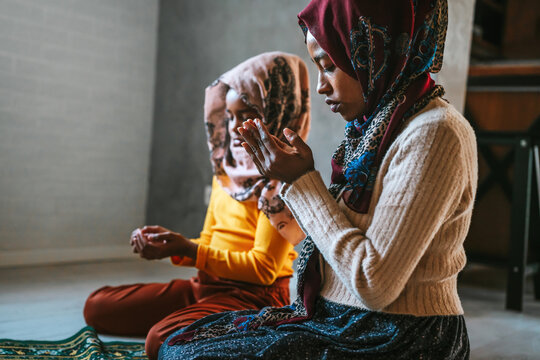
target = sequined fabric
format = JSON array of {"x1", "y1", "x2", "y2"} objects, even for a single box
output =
[{"x1": 159, "y1": 297, "x2": 469, "y2": 360}]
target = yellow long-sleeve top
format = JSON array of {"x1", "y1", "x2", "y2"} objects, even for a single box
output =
[{"x1": 171, "y1": 177, "x2": 297, "y2": 285}]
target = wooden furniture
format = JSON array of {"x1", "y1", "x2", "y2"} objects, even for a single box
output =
[
  {"x1": 472, "y1": 0, "x2": 540, "y2": 60},
  {"x1": 465, "y1": 62, "x2": 540, "y2": 311}
]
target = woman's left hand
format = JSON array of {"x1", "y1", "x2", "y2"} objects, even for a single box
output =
[{"x1": 239, "y1": 118, "x2": 315, "y2": 184}]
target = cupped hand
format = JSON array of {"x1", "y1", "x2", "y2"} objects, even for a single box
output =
[
  {"x1": 238, "y1": 119, "x2": 314, "y2": 184},
  {"x1": 130, "y1": 226, "x2": 198, "y2": 260}
]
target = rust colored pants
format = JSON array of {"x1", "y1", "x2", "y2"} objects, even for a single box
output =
[{"x1": 83, "y1": 271, "x2": 290, "y2": 360}]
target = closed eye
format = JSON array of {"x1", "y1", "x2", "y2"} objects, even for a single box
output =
[{"x1": 323, "y1": 64, "x2": 336, "y2": 73}]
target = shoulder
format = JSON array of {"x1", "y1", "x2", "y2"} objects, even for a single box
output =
[
  {"x1": 209, "y1": 176, "x2": 230, "y2": 206},
  {"x1": 397, "y1": 98, "x2": 477, "y2": 152}
]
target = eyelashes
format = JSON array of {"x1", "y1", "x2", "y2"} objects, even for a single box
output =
[{"x1": 323, "y1": 64, "x2": 336, "y2": 73}]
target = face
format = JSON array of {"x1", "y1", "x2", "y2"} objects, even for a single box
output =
[
  {"x1": 306, "y1": 31, "x2": 366, "y2": 122},
  {"x1": 225, "y1": 88, "x2": 261, "y2": 148}
]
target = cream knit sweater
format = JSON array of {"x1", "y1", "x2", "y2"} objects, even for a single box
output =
[{"x1": 280, "y1": 98, "x2": 478, "y2": 316}]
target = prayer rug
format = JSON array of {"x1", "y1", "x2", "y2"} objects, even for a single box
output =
[{"x1": 0, "y1": 326, "x2": 147, "y2": 360}]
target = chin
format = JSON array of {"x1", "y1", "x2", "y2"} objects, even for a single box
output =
[
  {"x1": 340, "y1": 113, "x2": 356, "y2": 122},
  {"x1": 344, "y1": 110, "x2": 366, "y2": 123}
]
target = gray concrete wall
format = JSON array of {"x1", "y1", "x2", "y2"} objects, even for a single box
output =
[
  {"x1": 147, "y1": 0, "x2": 475, "y2": 238},
  {"x1": 0, "y1": 0, "x2": 473, "y2": 267},
  {"x1": 0, "y1": 0, "x2": 158, "y2": 266},
  {"x1": 437, "y1": 0, "x2": 475, "y2": 113}
]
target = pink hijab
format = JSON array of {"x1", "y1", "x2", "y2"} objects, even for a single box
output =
[{"x1": 204, "y1": 52, "x2": 311, "y2": 244}]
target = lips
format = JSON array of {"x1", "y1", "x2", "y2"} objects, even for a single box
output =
[{"x1": 325, "y1": 99, "x2": 340, "y2": 113}]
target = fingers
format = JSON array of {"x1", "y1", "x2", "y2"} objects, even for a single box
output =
[
  {"x1": 142, "y1": 232, "x2": 189, "y2": 260},
  {"x1": 146, "y1": 232, "x2": 171, "y2": 243},
  {"x1": 239, "y1": 121, "x2": 267, "y2": 159},
  {"x1": 283, "y1": 128, "x2": 311, "y2": 154},
  {"x1": 248, "y1": 120, "x2": 273, "y2": 158},
  {"x1": 254, "y1": 119, "x2": 279, "y2": 154},
  {"x1": 238, "y1": 124, "x2": 267, "y2": 168},
  {"x1": 141, "y1": 225, "x2": 167, "y2": 234},
  {"x1": 239, "y1": 120, "x2": 314, "y2": 183},
  {"x1": 241, "y1": 142, "x2": 266, "y2": 175},
  {"x1": 132, "y1": 227, "x2": 183, "y2": 260},
  {"x1": 130, "y1": 229, "x2": 138, "y2": 245},
  {"x1": 146, "y1": 231, "x2": 185, "y2": 244},
  {"x1": 140, "y1": 242, "x2": 164, "y2": 260},
  {"x1": 130, "y1": 234, "x2": 138, "y2": 253},
  {"x1": 135, "y1": 230, "x2": 146, "y2": 253},
  {"x1": 272, "y1": 135, "x2": 289, "y2": 150},
  {"x1": 130, "y1": 230, "x2": 145, "y2": 254}
]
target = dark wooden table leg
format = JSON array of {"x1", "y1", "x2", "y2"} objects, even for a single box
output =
[{"x1": 506, "y1": 138, "x2": 533, "y2": 311}]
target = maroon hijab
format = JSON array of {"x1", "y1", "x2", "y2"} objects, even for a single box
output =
[{"x1": 299, "y1": 0, "x2": 448, "y2": 213}]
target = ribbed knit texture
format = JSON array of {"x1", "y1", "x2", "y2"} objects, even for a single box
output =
[{"x1": 280, "y1": 98, "x2": 477, "y2": 316}]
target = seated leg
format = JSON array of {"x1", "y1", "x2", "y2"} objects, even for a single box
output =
[
  {"x1": 146, "y1": 283, "x2": 288, "y2": 360},
  {"x1": 83, "y1": 279, "x2": 195, "y2": 336}
]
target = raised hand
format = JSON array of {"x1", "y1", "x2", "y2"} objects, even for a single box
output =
[{"x1": 238, "y1": 118, "x2": 314, "y2": 184}]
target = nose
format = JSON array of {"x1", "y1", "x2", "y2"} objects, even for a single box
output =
[
  {"x1": 230, "y1": 116, "x2": 242, "y2": 135},
  {"x1": 316, "y1": 72, "x2": 331, "y2": 95}
]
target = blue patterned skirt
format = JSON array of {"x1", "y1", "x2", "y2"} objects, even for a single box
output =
[{"x1": 159, "y1": 296, "x2": 469, "y2": 360}]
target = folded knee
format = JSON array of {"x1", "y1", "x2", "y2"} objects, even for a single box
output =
[
  {"x1": 83, "y1": 286, "x2": 112, "y2": 329},
  {"x1": 145, "y1": 326, "x2": 164, "y2": 360}
]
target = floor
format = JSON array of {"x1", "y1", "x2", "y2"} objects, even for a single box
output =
[{"x1": 0, "y1": 259, "x2": 539, "y2": 359}]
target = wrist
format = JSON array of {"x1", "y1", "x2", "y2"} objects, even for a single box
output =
[
  {"x1": 185, "y1": 241, "x2": 199, "y2": 260},
  {"x1": 287, "y1": 166, "x2": 315, "y2": 184}
]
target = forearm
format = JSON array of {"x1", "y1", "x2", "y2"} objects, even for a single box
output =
[
  {"x1": 280, "y1": 171, "x2": 389, "y2": 307},
  {"x1": 281, "y1": 151, "x2": 463, "y2": 310}
]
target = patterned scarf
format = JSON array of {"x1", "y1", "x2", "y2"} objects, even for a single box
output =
[
  {"x1": 204, "y1": 52, "x2": 310, "y2": 244},
  {"x1": 168, "y1": 0, "x2": 448, "y2": 345}
]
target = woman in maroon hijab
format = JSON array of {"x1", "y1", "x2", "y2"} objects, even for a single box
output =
[{"x1": 159, "y1": 0, "x2": 476, "y2": 359}]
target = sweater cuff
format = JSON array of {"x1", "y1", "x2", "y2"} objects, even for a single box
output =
[
  {"x1": 170, "y1": 255, "x2": 183, "y2": 265},
  {"x1": 279, "y1": 170, "x2": 325, "y2": 198},
  {"x1": 195, "y1": 243, "x2": 209, "y2": 270}
]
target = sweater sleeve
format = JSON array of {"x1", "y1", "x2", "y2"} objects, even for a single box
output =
[
  {"x1": 195, "y1": 211, "x2": 294, "y2": 285},
  {"x1": 280, "y1": 121, "x2": 466, "y2": 310}
]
